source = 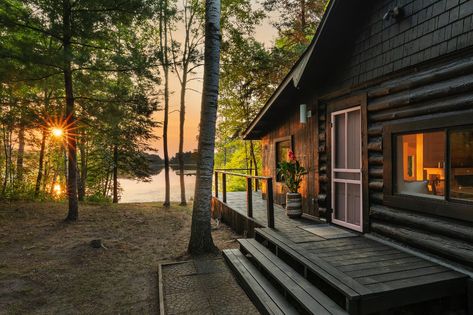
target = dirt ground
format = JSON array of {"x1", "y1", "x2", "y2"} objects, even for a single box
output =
[{"x1": 0, "y1": 201, "x2": 240, "y2": 314}]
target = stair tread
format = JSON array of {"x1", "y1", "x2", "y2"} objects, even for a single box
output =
[
  {"x1": 239, "y1": 239, "x2": 348, "y2": 315},
  {"x1": 255, "y1": 227, "x2": 370, "y2": 297},
  {"x1": 223, "y1": 249, "x2": 298, "y2": 315}
]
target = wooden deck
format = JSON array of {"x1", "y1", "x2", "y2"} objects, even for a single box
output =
[{"x1": 215, "y1": 192, "x2": 469, "y2": 315}]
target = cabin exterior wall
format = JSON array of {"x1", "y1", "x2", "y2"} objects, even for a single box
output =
[
  {"x1": 257, "y1": 0, "x2": 473, "y2": 267},
  {"x1": 316, "y1": 51, "x2": 473, "y2": 268},
  {"x1": 260, "y1": 98, "x2": 319, "y2": 217}
]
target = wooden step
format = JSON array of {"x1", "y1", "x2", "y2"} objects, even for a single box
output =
[
  {"x1": 222, "y1": 248, "x2": 298, "y2": 315},
  {"x1": 238, "y1": 238, "x2": 348, "y2": 315},
  {"x1": 255, "y1": 228, "x2": 364, "y2": 313}
]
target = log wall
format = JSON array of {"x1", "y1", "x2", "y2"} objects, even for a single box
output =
[{"x1": 317, "y1": 53, "x2": 473, "y2": 268}]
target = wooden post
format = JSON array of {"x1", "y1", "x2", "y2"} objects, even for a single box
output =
[
  {"x1": 254, "y1": 178, "x2": 259, "y2": 192},
  {"x1": 266, "y1": 178, "x2": 274, "y2": 228},
  {"x1": 214, "y1": 171, "x2": 219, "y2": 198},
  {"x1": 247, "y1": 177, "x2": 253, "y2": 218},
  {"x1": 222, "y1": 173, "x2": 227, "y2": 203}
]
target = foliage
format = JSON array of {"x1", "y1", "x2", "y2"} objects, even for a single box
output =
[
  {"x1": 277, "y1": 150, "x2": 307, "y2": 193},
  {"x1": 0, "y1": 0, "x2": 162, "y2": 203}
]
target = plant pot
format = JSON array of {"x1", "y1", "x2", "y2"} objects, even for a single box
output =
[{"x1": 286, "y1": 192, "x2": 302, "y2": 218}]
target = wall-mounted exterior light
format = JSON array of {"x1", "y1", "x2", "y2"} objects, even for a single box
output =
[
  {"x1": 383, "y1": 6, "x2": 404, "y2": 21},
  {"x1": 300, "y1": 104, "x2": 311, "y2": 124}
]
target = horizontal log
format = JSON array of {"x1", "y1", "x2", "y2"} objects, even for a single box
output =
[
  {"x1": 368, "y1": 73, "x2": 473, "y2": 112},
  {"x1": 369, "y1": 180, "x2": 384, "y2": 191},
  {"x1": 368, "y1": 56, "x2": 473, "y2": 98},
  {"x1": 368, "y1": 124, "x2": 383, "y2": 137},
  {"x1": 371, "y1": 221, "x2": 473, "y2": 267},
  {"x1": 370, "y1": 192, "x2": 383, "y2": 204},
  {"x1": 371, "y1": 205, "x2": 473, "y2": 243},
  {"x1": 319, "y1": 114, "x2": 326, "y2": 122},
  {"x1": 318, "y1": 145, "x2": 326, "y2": 153},
  {"x1": 370, "y1": 92, "x2": 473, "y2": 122},
  {"x1": 317, "y1": 194, "x2": 327, "y2": 202},
  {"x1": 368, "y1": 153, "x2": 384, "y2": 166},
  {"x1": 319, "y1": 132, "x2": 326, "y2": 142},
  {"x1": 367, "y1": 138, "x2": 382, "y2": 152},
  {"x1": 369, "y1": 167, "x2": 383, "y2": 179},
  {"x1": 319, "y1": 154, "x2": 327, "y2": 162},
  {"x1": 319, "y1": 165, "x2": 327, "y2": 172},
  {"x1": 319, "y1": 175, "x2": 329, "y2": 184}
]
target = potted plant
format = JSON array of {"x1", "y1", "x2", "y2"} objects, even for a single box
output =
[{"x1": 277, "y1": 150, "x2": 307, "y2": 218}]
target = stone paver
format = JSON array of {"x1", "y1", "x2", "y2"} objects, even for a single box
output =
[{"x1": 161, "y1": 258, "x2": 260, "y2": 315}]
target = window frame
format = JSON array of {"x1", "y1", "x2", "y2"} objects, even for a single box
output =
[
  {"x1": 274, "y1": 136, "x2": 293, "y2": 183},
  {"x1": 383, "y1": 110, "x2": 473, "y2": 222}
]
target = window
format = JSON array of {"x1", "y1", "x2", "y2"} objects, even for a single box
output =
[
  {"x1": 396, "y1": 131, "x2": 446, "y2": 199},
  {"x1": 275, "y1": 139, "x2": 291, "y2": 182},
  {"x1": 384, "y1": 112, "x2": 473, "y2": 222},
  {"x1": 450, "y1": 127, "x2": 473, "y2": 202},
  {"x1": 395, "y1": 128, "x2": 473, "y2": 203}
]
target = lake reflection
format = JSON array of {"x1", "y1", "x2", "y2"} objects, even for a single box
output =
[{"x1": 119, "y1": 168, "x2": 196, "y2": 203}]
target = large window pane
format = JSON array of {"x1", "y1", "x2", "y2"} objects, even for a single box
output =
[
  {"x1": 450, "y1": 128, "x2": 473, "y2": 202},
  {"x1": 276, "y1": 140, "x2": 291, "y2": 182},
  {"x1": 396, "y1": 131, "x2": 445, "y2": 199}
]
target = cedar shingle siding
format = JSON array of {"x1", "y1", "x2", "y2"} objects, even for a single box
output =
[{"x1": 339, "y1": 0, "x2": 473, "y2": 87}]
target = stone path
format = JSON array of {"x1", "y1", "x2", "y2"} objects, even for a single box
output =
[{"x1": 160, "y1": 258, "x2": 259, "y2": 315}]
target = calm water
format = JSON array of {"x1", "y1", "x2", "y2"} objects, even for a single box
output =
[{"x1": 119, "y1": 169, "x2": 196, "y2": 203}]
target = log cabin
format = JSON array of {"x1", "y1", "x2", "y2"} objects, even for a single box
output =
[
  {"x1": 243, "y1": 0, "x2": 473, "y2": 267},
  {"x1": 216, "y1": 0, "x2": 473, "y2": 314}
]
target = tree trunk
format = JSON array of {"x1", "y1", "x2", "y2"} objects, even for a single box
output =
[
  {"x1": 78, "y1": 133, "x2": 87, "y2": 201},
  {"x1": 16, "y1": 125, "x2": 25, "y2": 183},
  {"x1": 178, "y1": 71, "x2": 188, "y2": 206},
  {"x1": 188, "y1": 0, "x2": 220, "y2": 255},
  {"x1": 1, "y1": 127, "x2": 11, "y2": 195},
  {"x1": 112, "y1": 144, "x2": 118, "y2": 203},
  {"x1": 34, "y1": 128, "x2": 47, "y2": 197},
  {"x1": 250, "y1": 140, "x2": 258, "y2": 177},
  {"x1": 63, "y1": 0, "x2": 79, "y2": 221},
  {"x1": 160, "y1": 0, "x2": 171, "y2": 207}
]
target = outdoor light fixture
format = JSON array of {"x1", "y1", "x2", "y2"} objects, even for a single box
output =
[
  {"x1": 383, "y1": 6, "x2": 404, "y2": 21},
  {"x1": 300, "y1": 104, "x2": 311, "y2": 124},
  {"x1": 300, "y1": 104, "x2": 307, "y2": 124}
]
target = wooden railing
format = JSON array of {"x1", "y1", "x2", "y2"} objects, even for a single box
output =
[{"x1": 214, "y1": 170, "x2": 274, "y2": 228}]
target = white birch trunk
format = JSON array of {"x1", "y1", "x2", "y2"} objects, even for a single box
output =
[{"x1": 188, "y1": 0, "x2": 220, "y2": 254}]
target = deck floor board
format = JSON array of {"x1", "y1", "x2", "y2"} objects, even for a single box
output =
[{"x1": 215, "y1": 192, "x2": 468, "y2": 314}]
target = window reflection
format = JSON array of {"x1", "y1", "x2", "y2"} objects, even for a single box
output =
[{"x1": 450, "y1": 128, "x2": 473, "y2": 202}]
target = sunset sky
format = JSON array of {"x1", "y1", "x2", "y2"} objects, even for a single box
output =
[{"x1": 152, "y1": 4, "x2": 279, "y2": 156}]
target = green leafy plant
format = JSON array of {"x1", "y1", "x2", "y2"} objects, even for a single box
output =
[{"x1": 277, "y1": 150, "x2": 307, "y2": 193}]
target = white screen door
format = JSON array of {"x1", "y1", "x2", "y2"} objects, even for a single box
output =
[{"x1": 331, "y1": 106, "x2": 363, "y2": 232}]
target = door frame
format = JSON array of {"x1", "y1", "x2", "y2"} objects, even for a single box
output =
[{"x1": 326, "y1": 94, "x2": 369, "y2": 233}]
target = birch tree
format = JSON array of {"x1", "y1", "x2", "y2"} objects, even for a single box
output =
[{"x1": 188, "y1": 0, "x2": 220, "y2": 255}]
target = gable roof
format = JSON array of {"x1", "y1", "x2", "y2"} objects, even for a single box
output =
[{"x1": 242, "y1": 0, "x2": 368, "y2": 139}]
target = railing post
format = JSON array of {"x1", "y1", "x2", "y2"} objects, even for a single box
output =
[
  {"x1": 222, "y1": 173, "x2": 227, "y2": 203},
  {"x1": 246, "y1": 177, "x2": 253, "y2": 218},
  {"x1": 266, "y1": 178, "x2": 274, "y2": 228},
  {"x1": 214, "y1": 171, "x2": 219, "y2": 198},
  {"x1": 254, "y1": 178, "x2": 259, "y2": 192}
]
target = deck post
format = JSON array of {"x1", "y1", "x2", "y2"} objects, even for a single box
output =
[
  {"x1": 247, "y1": 177, "x2": 253, "y2": 218},
  {"x1": 214, "y1": 171, "x2": 219, "y2": 198},
  {"x1": 222, "y1": 173, "x2": 227, "y2": 203},
  {"x1": 254, "y1": 178, "x2": 259, "y2": 192},
  {"x1": 266, "y1": 178, "x2": 274, "y2": 228}
]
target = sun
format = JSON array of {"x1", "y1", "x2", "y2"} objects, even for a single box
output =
[{"x1": 51, "y1": 127, "x2": 64, "y2": 138}]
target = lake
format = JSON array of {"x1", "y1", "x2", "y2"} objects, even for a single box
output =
[{"x1": 119, "y1": 168, "x2": 196, "y2": 203}]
